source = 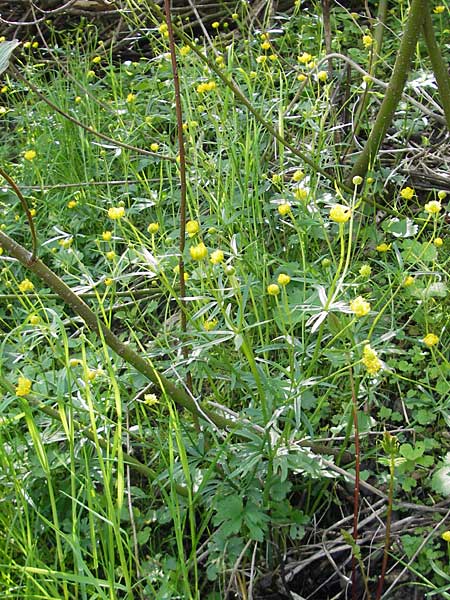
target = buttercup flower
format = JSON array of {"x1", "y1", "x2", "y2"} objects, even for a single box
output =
[
  {"x1": 376, "y1": 243, "x2": 391, "y2": 252},
  {"x1": 148, "y1": 222, "x2": 159, "y2": 234},
  {"x1": 144, "y1": 393, "x2": 159, "y2": 406},
  {"x1": 434, "y1": 5, "x2": 446, "y2": 13},
  {"x1": 16, "y1": 376, "x2": 32, "y2": 396},
  {"x1": 24, "y1": 149, "x2": 36, "y2": 161},
  {"x1": 19, "y1": 279, "x2": 34, "y2": 293},
  {"x1": 102, "y1": 230, "x2": 112, "y2": 241},
  {"x1": 126, "y1": 93, "x2": 136, "y2": 103},
  {"x1": 424, "y1": 200, "x2": 441, "y2": 214},
  {"x1": 180, "y1": 45, "x2": 190, "y2": 56},
  {"x1": 68, "y1": 200, "x2": 78, "y2": 209},
  {"x1": 433, "y1": 237, "x2": 443, "y2": 247},
  {"x1": 196, "y1": 81, "x2": 216, "y2": 93},
  {"x1": 212, "y1": 21, "x2": 219, "y2": 29},
  {"x1": 359, "y1": 264, "x2": 371, "y2": 277},
  {"x1": 362, "y1": 34, "x2": 373, "y2": 48},
  {"x1": 108, "y1": 206, "x2": 125, "y2": 220},
  {"x1": 400, "y1": 187, "x2": 415, "y2": 199},
  {"x1": 442, "y1": 531, "x2": 450, "y2": 541},
  {"x1": 150, "y1": 143, "x2": 159, "y2": 152},
  {"x1": 105, "y1": 278, "x2": 113, "y2": 286},
  {"x1": 106, "y1": 250, "x2": 115, "y2": 261},
  {"x1": 329, "y1": 204, "x2": 351, "y2": 223},
  {"x1": 362, "y1": 344, "x2": 382, "y2": 375},
  {"x1": 190, "y1": 242, "x2": 208, "y2": 260},
  {"x1": 278, "y1": 202, "x2": 291, "y2": 216},
  {"x1": 292, "y1": 169, "x2": 305, "y2": 182},
  {"x1": 403, "y1": 275, "x2": 415, "y2": 287},
  {"x1": 277, "y1": 273, "x2": 291, "y2": 286},
  {"x1": 350, "y1": 296, "x2": 371, "y2": 317},
  {"x1": 298, "y1": 52, "x2": 312, "y2": 64},
  {"x1": 203, "y1": 318, "x2": 218, "y2": 331},
  {"x1": 29, "y1": 314, "x2": 40, "y2": 325},
  {"x1": 352, "y1": 176, "x2": 363, "y2": 186},
  {"x1": 316, "y1": 70, "x2": 328, "y2": 82},
  {"x1": 295, "y1": 188, "x2": 308, "y2": 201},
  {"x1": 438, "y1": 190, "x2": 447, "y2": 200},
  {"x1": 423, "y1": 333, "x2": 439, "y2": 347},
  {"x1": 267, "y1": 284, "x2": 280, "y2": 296},
  {"x1": 186, "y1": 220, "x2": 200, "y2": 236},
  {"x1": 210, "y1": 249, "x2": 224, "y2": 264}
]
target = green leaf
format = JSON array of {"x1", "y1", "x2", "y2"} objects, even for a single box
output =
[
  {"x1": 400, "y1": 442, "x2": 425, "y2": 461},
  {"x1": 432, "y1": 453, "x2": 450, "y2": 496},
  {"x1": 0, "y1": 40, "x2": 20, "y2": 76},
  {"x1": 382, "y1": 217, "x2": 417, "y2": 238}
]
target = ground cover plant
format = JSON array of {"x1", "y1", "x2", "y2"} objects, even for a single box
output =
[{"x1": 0, "y1": 0, "x2": 449, "y2": 598}]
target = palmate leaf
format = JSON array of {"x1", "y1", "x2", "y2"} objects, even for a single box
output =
[{"x1": 0, "y1": 40, "x2": 20, "y2": 76}]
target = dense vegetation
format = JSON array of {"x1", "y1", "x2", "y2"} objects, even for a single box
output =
[{"x1": 0, "y1": 1, "x2": 449, "y2": 598}]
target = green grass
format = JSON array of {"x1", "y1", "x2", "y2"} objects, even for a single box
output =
[{"x1": 0, "y1": 1, "x2": 449, "y2": 598}]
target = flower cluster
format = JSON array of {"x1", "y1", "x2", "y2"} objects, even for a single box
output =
[
  {"x1": 108, "y1": 206, "x2": 125, "y2": 220},
  {"x1": 350, "y1": 296, "x2": 371, "y2": 317},
  {"x1": 16, "y1": 376, "x2": 32, "y2": 396},
  {"x1": 196, "y1": 81, "x2": 216, "y2": 94},
  {"x1": 362, "y1": 344, "x2": 382, "y2": 375},
  {"x1": 18, "y1": 279, "x2": 34, "y2": 293},
  {"x1": 423, "y1": 333, "x2": 439, "y2": 347}
]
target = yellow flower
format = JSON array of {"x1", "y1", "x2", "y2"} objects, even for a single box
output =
[
  {"x1": 297, "y1": 73, "x2": 307, "y2": 82},
  {"x1": 359, "y1": 264, "x2": 371, "y2": 277},
  {"x1": 232, "y1": 12, "x2": 238, "y2": 19},
  {"x1": 294, "y1": 188, "x2": 308, "y2": 201},
  {"x1": 267, "y1": 284, "x2": 280, "y2": 296},
  {"x1": 180, "y1": 45, "x2": 190, "y2": 56},
  {"x1": 256, "y1": 55, "x2": 267, "y2": 64},
  {"x1": 424, "y1": 200, "x2": 441, "y2": 214},
  {"x1": 210, "y1": 249, "x2": 224, "y2": 264},
  {"x1": 102, "y1": 230, "x2": 112, "y2": 241},
  {"x1": 442, "y1": 531, "x2": 450, "y2": 541},
  {"x1": 29, "y1": 208, "x2": 36, "y2": 217},
  {"x1": 24, "y1": 149, "x2": 36, "y2": 161},
  {"x1": 144, "y1": 393, "x2": 159, "y2": 406},
  {"x1": 197, "y1": 81, "x2": 216, "y2": 93},
  {"x1": 350, "y1": 296, "x2": 371, "y2": 317},
  {"x1": 403, "y1": 275, "x2": 415, "y2": 287},
  {"x1": 352, "y1": 176, "x2": 363, "y2": 186},
  {"x1": 108, "y1": 206, "x2": 125, "y2": 220},
  {"x1": 186, "y1": 220, "x2": 200, "y2": 236},
  {"x1": 190, "y1": 242, "x2": 208, "y2": 260},
  {"x1": 298, "y1": 52, "x2": 312, "y2": 64},
  {"x1": 87, "y1": 70, "x2": 96, "y2": 78},
  {"x1": 362, "y1": 344, "x2": 382, "y2": 375},
  {"x1": 434, "y1": 237, "x2": 443, "y2": 247},
  {"x1": 69, "y1": 358, "x2": 81, "y2": 367},
  {"x1": 212, "y1": 21, "x2": 220, "y2": 29},
  {"x1": 438, "y1": 190, "x2": 447, "y2": 200},
  {"x1": 126, "y1": 93, "x2": 136, "y2": 103},
  {"x1": 67, "y1": 200, "x2": 78, "y2": 209},
  {"x1": 203, "y1": 318, "x2": 218, "y2": 331},
  {"x1": 29, "y1": 315, "x2": 40, "y2": 325},
  {"x1": 376, "y1": 243, "x2": 391, "y2": 252},
  {"x1": 400, "y1": 186, "x2": 415, "y2": 199},
  {"x1": 277, "y1": 273, "x2": 291, "y2": 286},
  {"x1": 148, "y1": 222, "x2": 159, "y2": 234},
  {"x1": 150, "y1": 143, "x2": 159, "y2": 152},
  {"x1": 92, "y1": 55, "x2": 102, "y2": 64},
  {"x1": 261, "y1": 41, "x2": 271, "y2": 50},
  {"x1": 278, "y1": 202, "x2": 291, "y2": 216},
  {"x1": 0, "y1": 247, "x2": 3, "y2": 256},
  {"x1": 329, "y1": 204, "x2": 351, "y2": 223},
  {"x1": 269, "y1": 54, "x2": 277, "y2": 61},
  {"x1": 362, "y1": 34, "x2": 373, "y2": 48},
  {"x1": 32, "y1": 41, "x2": 38, "y2": 49},
  {"x1": 317, "y1": 70, "x2": 328, "y2": 82},
  {"x1": 105, "y1": 278, "x2": 113, "y2": 286},
  {"x1": 158, "y1": 22, "x2": 169, "y2": 37},
  {"x1": 15, "y1": 376, "x2": 32, "y2": 397},
  {"x1": 434, "y1": 5, "x2": 446, "y2": 13},
  {"x1": 75, "y1": 96, "x2": 81, "y2": 103},
  {"x1": 59, "y1": 238, "x2": 73, "y2": 249},
  {"x1": 18, "y1": 279, "x2": 34, "y2": 293},
  {"x1": 423, "y1": 333, "x2": 439, "y2": 347}
]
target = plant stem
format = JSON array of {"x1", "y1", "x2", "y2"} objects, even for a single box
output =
[
  {"x1": 349, "y1": 368, "x2": 361, "y2": 600},
  {"x1": 422, "y1": 5, "x2": 450, "y2": 129},
  {"x1": 376, "y1": 441, "x2": 396, "y2": 599},
  {"x1": 350, "y1": 0, "x2": 426, "y2": 181}
]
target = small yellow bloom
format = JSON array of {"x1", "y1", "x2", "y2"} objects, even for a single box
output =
[
  {"x1": 75, "y1": 96, "x2": 81, "y2": 103},
  {"x1": 362, "y1": 344, "x2": 382, "y2": 375},
  {"x1": 359, "y1": 264, "x2": 371, "y2": 277},
  {"x1": 297, "y1": 73, "x2": 307, "y2": 82},
  {"x1": 203, "y1": 318, "x2": 218, "y2": 331},
  {"x1": 105, "y1": 278, "x2": 113, "y2": 286},
  {"x1": 67, "y1": 200, "x2": 78, "y2": 209},
  {"x1": 186, "y1": 220, "x2": 200, "y2": 237},
  {"x1": 350, "y1": 296, "x2": 371, "y2": 317},
  {"x1": 212, "y1": 21, "x2": 220, "y2": 29},
  {"x1": 150, "y1": 143, "x2": 159, "y2": 152},
  {"x1": 433, "y1": 237, "x2": 443, "y2": 247},
  {"x1": 232, "y1": 12, "x2": 238, "y2": 19},
  {"x1": 158, "y1": 22, "x2": 169, "y2": 37},
  {"x1": 269, "y1": 54, "x2": 277, "y2": 61},
  {"x1": 362, "y1": 34, "x2": 373, "y2": 48},
  {"x1": 32, "y1": 41, "x2": 38, "y2": 49},
  {"x1": 24, "y1": 149, "x2": 36, "y2": 161},
  {"x1": 294, "y1": 187, "x2": 308, "y2": 201},
  {"x1": 424, "y1": 200, "x2": 441, "y2": 214},
  {"x1": 18, "y1": 279, "x2": 34, "y2": 293},
  {"x1": 438, "y1": 190, "x2": 447, "y2": 200},
  {"x1": 256, "y1": 55, "x2": 267, "y2": 64},
  {"x1": 197, "y1": 81, "x2": 216, "y2": 93},
  {"x1": 102, "y1": 230, "x2": 112, "y2": 241},
  {"x1": 329, "y1": 204, "x2": 351, "y2": 223},
  {"x1": 316, "y1": 70, "x2": 328, "y2": 82},
  {"x1": 180, "y1": 45, "x2": 190, "y2": 56},
  {"x1": 144, "y1": 393, "x2": 159, "y2": 406},
  {"x1": 15, "y1": 376, "x2": 32, "y2": 397},
  {"x1": 29, "y1": 315, "x2": 40, "y2": 325},
  {"x1": 261, "y1": 41, "x2": 271, "y2": 50},
  {"x1": 434, "y1": 5, "x2": 446, "y2": 13},
  {"x1": 210, "y1": 249, "x2": 224, "y2": 264},
  {"x1": 126, "y1": 93, "x2": 136, "y2": 103},
  {"x1": 23, "y1": 41, "x2": 32, "y2": 49},
  {"x1": 277, "y1": 273, "x2": 291, "y2": 286},
  {"x1": 29, "y1": 208, "x2": 36, "y2": 217},
  {"x1": 108, "y1": 206, "x2": 125, "y2": 220},
  {"x1": 278, "y1": 202, "x2": 291, "y2": 216},
  {"x1": 92, "y1": 55, "x2": 102, "y2": 64},
  {"x1": 267, "y1": 283, "x2": 280, "y2": 296},
  {"x1": 148, "y1": 222, "x2": 159, "y2": 234},
  {"x1": 400, "y1": 186, "x2": 415, "y2": 199},
  {"x1": 87, "y1": 70, "x2": 96, "y2": 78},
  {"x1": 298, "y1": 52, "x2": 312, "y2": 64},
  {"x1": 59, "y1": 238, "x2": 73, "y2": 249},
  {"x1": 423, "y1": 333, "x2": 439, "y2": 347},
  {"x1": 403, "y1": 275, "x2": 415, "y2": 287},
  {"x1": 352, "y1": 176, "x2": 363, "y2": 186},
  {"x1": 190, "y1": 242, "x2": 208, "y2": 260},
  {"x1": 442, "y1": 531, "x2": 450, "y2": 541},
  {"x1": 106, "y1": 250, "x2": 115, "y2": 261},
  {"x1": 0, "y1": 247, "x2": 3, "y2": 256},
  {"x1": 69, "y1": 358, "x2": 81, "y2": 367},
  {"x1": 376, "y1": 243, "x2": 391, "y2": 252}
]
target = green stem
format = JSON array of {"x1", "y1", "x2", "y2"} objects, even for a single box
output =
[
  {"x1": 350, "y1": 0, "x2": 427, "y2": 180},
  {"x1": 376, "y1": 454, "x2": 395, "y2": 600},
  {"x1": 422, "y1": 6, "x2": 450, "y2": 129}
]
